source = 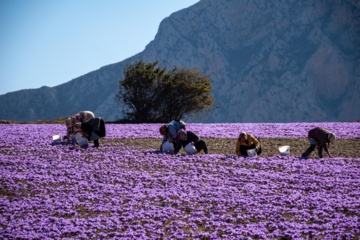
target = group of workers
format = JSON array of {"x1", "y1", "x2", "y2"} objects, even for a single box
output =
[
  {"x1": 65, "y1": 111, "x2": 106, "y2": 149},
  {"x1": 158, "y1": 120, "x2": 336, "y2": 159},
  {"x1": 159, "y1": 120, "x2": 208, "y2": 155},
  {"x1": 63, "y1": 112, "x2": 336, "y2": 159}
]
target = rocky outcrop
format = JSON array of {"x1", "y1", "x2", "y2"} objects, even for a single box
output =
[{"x1": 0, "y1": 0, "x2": 359, "y2": 122}]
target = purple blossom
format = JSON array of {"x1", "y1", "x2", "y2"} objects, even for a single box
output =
[{"x1": 0, "y1": 123, "x2": 359, "y2": 239}]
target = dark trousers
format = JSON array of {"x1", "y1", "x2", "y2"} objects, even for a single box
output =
[
  {"x1": 239, "y1": 143, "x2": 262, "y2": 156},
  {"x1": 195, "y1": 140, "x2": 208, "y2": 154},
  {"x1": 302, "y1": 144, "x2": 323, "y2": 158}
]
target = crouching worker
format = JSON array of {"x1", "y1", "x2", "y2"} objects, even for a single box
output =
[
  {"x1": 74, "y1": 117, "x2": 106, "y2": 148},
  {"x1": 159, "y1": 120, "x2": 186, "y2": 151},
  {"x1": 174, "y1": 129, "x2": 208, "y2": 154},
  {"x1": 301, "y1": 127, "x2": 336, "y2": 159},
  {"x1": 235, "y1": 131, "x2": 262, "y2": 157},
  {"x1": 64, "y1": 110, "x2": 95, "y2": 143}
]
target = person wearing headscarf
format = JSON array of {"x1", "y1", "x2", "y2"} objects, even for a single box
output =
[
  {"x1": 301, "y1": 127, "x2": 336, "y2": 159},
  {"x1": 174, "y1": 129, "x2": 208, "y2": 154},
  {"x1": 235, "y1": 131, "x2": 262, "y2": 156}
]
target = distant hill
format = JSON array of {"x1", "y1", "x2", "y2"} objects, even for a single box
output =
[{"x1": 1, "y1": 0, "x2": 359, "y2": 123}]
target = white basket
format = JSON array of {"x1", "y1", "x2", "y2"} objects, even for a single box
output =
[
  {"x1": 247, "y1": 149, "x2": 257, "y2": 157},
  {"x1": 184, "y1": 143, "x2": 197, "y2": 155},
  {"x1": 75, "y1": 133, "x2": 88, "y2": 148},
  {"x1": 52, "y1": 134, "x2": 62, "y2": 142},
  {"x1": 53, "y1": 134, "x2": 62, "y2": 141},
  {"x1": 278, "y1": 145, "x2": 290, "y2": 156},
  {"x1": 162, "y1": 142, "x2": 174, "y2": 153}
]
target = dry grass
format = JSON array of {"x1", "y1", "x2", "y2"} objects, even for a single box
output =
[{"x1": 103, "y1": 138, "x2": 360, "y2": 158}]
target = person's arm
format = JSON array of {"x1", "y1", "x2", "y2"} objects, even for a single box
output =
[
  {"x1": 168, "y1": 125, "x2": 177, "y2": 139},
  {"x1": 161, "y1": 135, "x2": 168, "y2": 145},
  {"x1": 319, "y1": 132, "x2": 333, "y2": 158},
  {"x1": 322, "y1": 142, "x2": 333, "y2": 158},
  {"x1": 248, "y1": 134, "x2": 260, "y2": 149},
  {"x1": 235, "y1": 140, "x2": 241, "y2": 156}
]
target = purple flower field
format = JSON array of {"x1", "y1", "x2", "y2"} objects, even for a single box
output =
[
  {"x1": 0, "y1": 123, "x2": 359, "y2": 239},
  {"x1": 104, "y1": 122, "x2": 360, "y2": 139}
]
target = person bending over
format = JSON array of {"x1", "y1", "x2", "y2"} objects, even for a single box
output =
[
  {"x1": 235, "y1": 131, "x2": 262, "y2": 156},
  {"x1": 174, "y1": 129, "x2": 208, "y2": 154},
  {"x1": 301, "y1": 127, "x2": 336, "y2": 159},
  {"x1": 74, "y1": 117, "x2": 106, "y2": 148}
]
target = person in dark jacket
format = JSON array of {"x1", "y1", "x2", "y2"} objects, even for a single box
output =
[
  {"x1": 174, "y1": 129, "x2": 208, "y2": 154},
  {"x1": 301, "y1": 127, "x2": 336, "y2": 159},
  {"x1": 75, "y1": 117, "x2": 106, "y2": 148}
]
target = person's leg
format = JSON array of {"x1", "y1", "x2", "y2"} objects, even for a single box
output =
[
  {"x1": 301, "y1": 138, "x2": 317, "y2": 158},
  {"x1": 317, "y1": 145, "x2": 323, "y2": 158},
  {"x1": 195, "y1": 140, "x2": 208, "y2": 154},
  {"x1": 301, "y1": 144, "x2": 316, "y2": 158},
  {"x1": 90, "y1": 132, "x2": 100, "y2": 147},
  {"x1": 239, "y1": 145, "x2": 253, "y2": 156}
]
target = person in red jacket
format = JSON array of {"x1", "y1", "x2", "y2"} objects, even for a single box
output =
[{"x1": 301, "y1": 127, "x2": 336, "y2": 159}]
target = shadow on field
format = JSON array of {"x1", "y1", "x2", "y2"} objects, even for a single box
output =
[{"x1": 104, "y1": 138, "x2": 360, "y2": 158}]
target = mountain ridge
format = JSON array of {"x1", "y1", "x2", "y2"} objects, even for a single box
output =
[{"x1": 1, "y1": 0, "x2": 359, "y2": 122}]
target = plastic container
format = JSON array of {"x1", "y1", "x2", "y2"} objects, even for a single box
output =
[
  {"x1": 278, "y1": 145, "x2": 290, "y2": 156},
  {"x1": 247, "y1": 149, "x2": 257, "y2": 157},
  {"x1": 184, "y1": 143, "x2": 197, "y2": 155},
  {"x1": 75, "y1": 133, "x2": 88, "y2": 148},
  {"x1": 52, "y1": 134, "x2": 63, "y2": 142},
  {"x1": 162, "y1": 142, "x2": 174, "y2": 153}
]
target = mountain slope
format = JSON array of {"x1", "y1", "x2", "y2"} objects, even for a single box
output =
[{"x1": 1, "y1": 0, "x2": 359, "y2": 122}]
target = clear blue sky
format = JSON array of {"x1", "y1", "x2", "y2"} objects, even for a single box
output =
[{"x1": 0, "y1": 0, "x2": 199, "y2": 95}]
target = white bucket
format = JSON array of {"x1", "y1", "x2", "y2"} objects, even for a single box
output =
[
  {"x1": 52, "y1": 134, "x2": 62, "y2": 142},
  {"x1": 75, "y1": 133, "x2": 88, "y2": 148},
  {"x1": 184, "y1": 143, "x2": 197, "y2": 155},
  {"x1": 278, "y1": 145, "x2": 290, "y2": 156},
  {"x1": 162, "y1": 142, "x2": 174, "y2": 153},
  {"x1": 247, "y1": 148, "x2": 257, "y2": 157}
]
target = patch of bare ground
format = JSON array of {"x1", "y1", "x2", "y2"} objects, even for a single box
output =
[{"x1": 103, "y1": 138, "x2": 360, "y2": 158}]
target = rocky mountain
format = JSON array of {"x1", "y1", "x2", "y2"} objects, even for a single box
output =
[{"x1": 1, "y1": 0, "x2": 359, "y2": 123}]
